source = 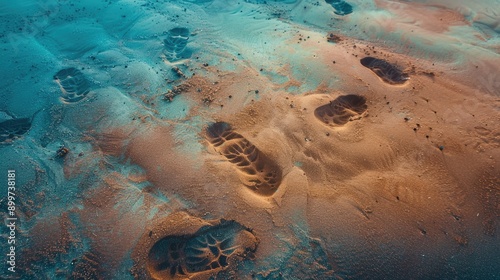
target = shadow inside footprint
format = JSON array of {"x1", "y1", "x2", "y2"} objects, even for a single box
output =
[
  {"x1": 148, "y1": 220, "x2": 257, "y2": 279},
  {"x1": 325, "y1": 0, "x2": 353, "y2": 16},
  {"x1": 314, "y1": 94, "x2": 367, "y2": 126},
  {"x1": 360, "y1": 57, "x2": 409, "y2": 85},
  {"x1": 164, "y1": 27, "x2": 191, "y2": 62},
  {"x1": 206, "y1": 122, "x2": 282, "y2": 197},
  {"x1": 0, "y1": 118, "x2": 32, "y2": 144},
  {"x1": 54, "y1": 68, "x2": 91, "y2": 103}
]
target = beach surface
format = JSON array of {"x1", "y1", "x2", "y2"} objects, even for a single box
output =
[{"x1": 0, "y1": 0, "x2": 499, "y2": 279}]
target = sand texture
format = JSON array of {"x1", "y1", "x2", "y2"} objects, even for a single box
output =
[{"x1": 0, "y1": 0, "x2": 499, "y2": 279}]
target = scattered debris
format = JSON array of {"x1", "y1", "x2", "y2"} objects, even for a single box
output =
[
  {"x1": 202, "y1": 95, "x2": 214, "y2": 104},
  {"x1": 163, "y1": 84, "x2": 190, "y2": 102},
  {"x1": 172, "y1": 66, "x2": 186, "y2": 78},
  {"x1": 327, "y1": 32, "x2": 342, "y2": 43},
  {"x1": 56, "y1": 146, "x2": 69, "y2": 158}
]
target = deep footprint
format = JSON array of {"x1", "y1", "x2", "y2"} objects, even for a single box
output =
[
  {"x1": 360, "y1": 57, "x2": 409, "y2": 85},
  {"x1": 325, "y1": 0, "x2": 353, "y2": 16},
  {"x1": 54, "y1": 68, "x2": 91, "y2": 103},
  {"x1": 314, "y1": 94, "x2": 368, "y2": 126},
  {"x1": 0, "y1": 117, "x2": 32, "y2": 144},
  {"x1": 148, "y1": 220, "x2": 257, "y2": 279},
  {"x1": 163, "y1": 27, "x2": 191, "y2": 62},
  {"x1": 206, "y1": 122, "x2": 282, "y2": 197}
]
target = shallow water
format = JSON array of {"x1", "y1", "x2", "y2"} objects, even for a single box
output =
[{"x1": 1, "y1": 0, "x2": 499, "y2": 279}]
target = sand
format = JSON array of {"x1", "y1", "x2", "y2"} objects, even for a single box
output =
[{"x1": 0, "y1": 0, "x2": 499, "y2": 279}]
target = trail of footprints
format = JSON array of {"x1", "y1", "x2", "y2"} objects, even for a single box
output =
[
  {"x1": 53, "y1": 28, "x2": 192, "y2": 105},
  {"x1": 205, "y1": 122, "x2": 282, "y2": 197},
  {"x1": 176, "y1": 98, "x2": 369, "y2": 277},
  {"x1": 205, "y1": 96, "x2": 367, "y2": 196},
  {"x1": 147, "y1": 220, "x2": 257, "y2": 279},
  {"x1": 1, "y1": 68, "x2": 91, "y2": 144},
  {"x1": 48, "y1": 29, "x2": 409, "y2": 280}
]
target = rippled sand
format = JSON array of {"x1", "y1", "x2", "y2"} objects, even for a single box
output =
[{"x1": 0, "y1": 0, "x2": 499, "y2": 279}]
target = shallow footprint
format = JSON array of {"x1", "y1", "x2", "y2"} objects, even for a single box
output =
[
  {"x1": 206, "y1": 122, "x2": 282, "y2": 197},
  {"x1": 163, "y1": 27, "x2": 191, "y2": 62},
  {"x1": 314, "y1": 94, "x2": 367, "y2": 126},
  {"x1": 360, "y1": 57, "x2": 409, "y2": 85},
  {"x1": 325, "y1": 0, "x2": 353, "y2": 16},
  {"x1": 148, "y1": 220, "x2": 257, "y2": 279},
  {"x1": 0, "y1": 117, "x2": 32, "y2": 145},
  {"x1": 54, "y1": 68, "x2": 91, "y2": 103}
]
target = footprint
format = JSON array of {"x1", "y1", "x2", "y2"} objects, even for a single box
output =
[
  {"x1": 314, "y1": 94, "x2": 368, "y2": 125},
  {"x1": 325, "y1": 0, "x2": 353, "y2": 16},
  {"x1": 0, "y1": 117, "x2": 32, "y2": 144},
  {"x1": 148, "y1": 220, "x2": 258, "y2": 279},
  {"x1": 360, "y1": 57, "x2": 409, "y2": 85},
  {"x1": 206, "y1": 122, "x2": 282, "y2": 197},
  {"x1": 54, "y1": 68, "x2": 91, "y2": 103},
  {"x1": 163, "y1": 27, "x2": 191, "y2": 62}
]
